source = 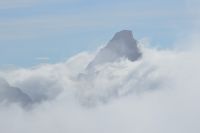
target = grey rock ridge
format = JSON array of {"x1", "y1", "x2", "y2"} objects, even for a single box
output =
[
  {"x1": 87, "y1": 30, "x2": 142, "y2": 70},
  {"x1": 0, "y1": 78, "x2": 32, "y2": 107}
]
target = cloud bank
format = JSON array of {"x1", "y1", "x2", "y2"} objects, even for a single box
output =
[{"x1": 0, "y1": 35, "x2": 200, "y2": 133}]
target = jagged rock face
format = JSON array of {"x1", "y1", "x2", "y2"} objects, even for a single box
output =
[{"x1": 87, "y1": 30, "x2": 142, "y2": 70}]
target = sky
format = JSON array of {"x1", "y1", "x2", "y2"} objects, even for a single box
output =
[{"x1": 0, "y1": 0, "x2": 199, "y2": 67}]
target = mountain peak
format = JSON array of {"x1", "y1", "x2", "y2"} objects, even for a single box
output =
[
  {"x1": 87, "y1": 30, "x2": 142, "y2": 70},
  {"x1": 111, "y1": 30, "x2": 133, "y2": 41}
]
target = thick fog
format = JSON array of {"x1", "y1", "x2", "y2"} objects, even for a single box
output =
[{"x1": 0, "y1": 35, "x2": 200, "y2": 133}]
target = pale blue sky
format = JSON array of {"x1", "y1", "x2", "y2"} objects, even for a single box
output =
[{"x1": 0, "y1": 0, "x2": 199, "y2": 67}]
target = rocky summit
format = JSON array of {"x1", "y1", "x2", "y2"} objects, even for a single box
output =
[{"x1": 87, "y1": 30, "x2": 142, "y2": 70}]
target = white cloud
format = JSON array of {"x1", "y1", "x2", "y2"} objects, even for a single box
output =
[
  {"x1": 0, "y1": 35, "x2": 200, "y2": 132},
  {"x1": 35, "y1": 57, "x2": 50, "y2": 62}
]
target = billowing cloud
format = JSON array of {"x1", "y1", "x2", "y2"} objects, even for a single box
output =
[{"x1": 0, "y1": 33, "x2": 200, "y2": 133}]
